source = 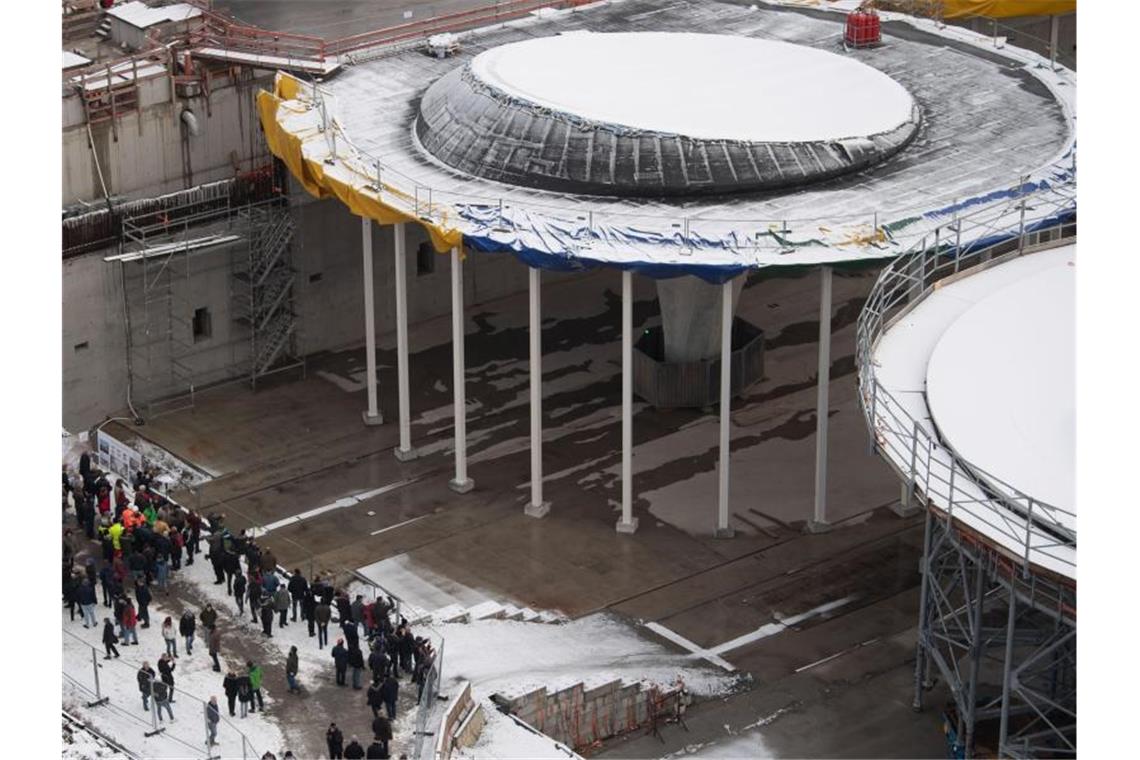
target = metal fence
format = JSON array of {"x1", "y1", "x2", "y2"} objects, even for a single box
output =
[
  {"x1": 413, "y1": 638, "x2": 444, "y2": 760},
  {"x1": 63, "y1": 627, "x2": 260, "y2": 759},
  {"x1": 854, "y1": 201, "x2": 1077, "y2": 577}
]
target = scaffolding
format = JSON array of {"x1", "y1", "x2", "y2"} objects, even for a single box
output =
[
  {"x1": 856, "y1": 218, "x2": 1078, "y2": 759},
  {"x1": 231, "y1": 201, "x2": 302, "y2": 390},
  {"x1": 107, "y1": 176, "x2": 303, "y2": 418}
]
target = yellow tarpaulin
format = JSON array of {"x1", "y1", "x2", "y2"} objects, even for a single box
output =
[
  {"x1": 939, "y1": 0, "x2": 1075, "y2": 18},
  {"x1": 256, "y1": 73, "x2": 465, "y2": 254}
]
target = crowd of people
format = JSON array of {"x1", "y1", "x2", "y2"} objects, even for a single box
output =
[{"x1": 62, "y1": 445, "x2": 438, "y2": 759}]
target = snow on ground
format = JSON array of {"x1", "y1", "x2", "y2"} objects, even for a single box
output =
[
  {"x1": 666, "y1": 731, "x2": 777, "y2": 758},
  {"x1": 61, "y1": 720, "x2": 131, "y2": 760},
  {"x1": 457, "y1": 706, "x2": 581, "y2": 760},
  {"x1": 434, "y1": 612, "x2": 739, "y2": 703}
]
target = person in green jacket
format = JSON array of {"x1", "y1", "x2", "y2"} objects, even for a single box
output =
[
  {"x1": 143, "y1": 503, "x2": 158, "y2": 526},
  {"x1": 247, "y1": 660, "x2": 265, "y2": 711}
]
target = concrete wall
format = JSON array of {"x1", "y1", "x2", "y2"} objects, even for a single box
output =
[
  {"x1": 62, "y1": 188, "x2": 578, "y2": 431},
  {"x1": 491, "y1": 681, "x2": 680, "y2": 751},
  {"x1": 62, "y1": 71, "x2": 272, "y2": 206}
]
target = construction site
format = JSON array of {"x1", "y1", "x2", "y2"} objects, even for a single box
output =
[{"x1": 59, "y1": 1, "x2": 1078, "y2": 758}]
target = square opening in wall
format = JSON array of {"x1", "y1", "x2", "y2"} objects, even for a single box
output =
[
  {"x1": 193, "y1": 307, "x2": 212, "y2": 342},
  {"x1": 417, "y1": 242, "x2": 435, "y2": 276}
]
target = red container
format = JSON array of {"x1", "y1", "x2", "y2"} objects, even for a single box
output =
[{"x1": 845, "y1": 11, "x2": 882, "y2": 48}]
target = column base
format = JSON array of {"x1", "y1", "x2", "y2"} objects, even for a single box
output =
[
  {"x1": 890, "y1": 495, "x2": 922, "y2": 519},
  {"x1": 361, "y1": 410, "x2": 384, "y2": 426},
  {"x1": 713, "y1": 526, "x2": 735, "y2": 539},
  {"x1": 524, "y1": 501, "x2": 551, "y2": 519},
  {"x1": 615, "y1": 517, "x2": 639, "y2": 534},
  {"x1": 448, "y1": 478, "x2": 475, "y2": 494},
  {"x1": 394, "y1": 447, "x2": 418, "y2": 462},
  {"x1": 805, "y1": 520, "x2": 833, "y2": 535}
]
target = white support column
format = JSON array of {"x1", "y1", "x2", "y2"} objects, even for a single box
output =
[
  {"x1": 714, "y1": 278, "x2": 735, "y2": 539},
  {"x1": 615, "y1": 269, "x2": 638, "y2": 534},
  {"x1": 393, "y1": 223, "x2": 416, "y2": 461},
  {"x1": 807, "y1": 265, "x2": 833, "y2": 533},
  {"x1": 525, "y1": 267, "x2": 550, "y2": 518},
  {"x1": 360, "y1": 217, "x2": 382, "y2": 426},
  {"x1": 448, "y1": 246, "x2": 474, "y2": 493}
]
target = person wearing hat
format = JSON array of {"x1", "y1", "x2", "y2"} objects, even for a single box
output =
[{"x1": 326, "y1": 722, "x2": 344, "y2": 759}]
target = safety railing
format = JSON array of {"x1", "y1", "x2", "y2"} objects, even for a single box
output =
[
  {"x1": 413, "y1": 639, "x2": 444, "y2": 760},
  {"x1": 63, "y1": 626, "x2": 261, "y2": 759},
  {"x1": 854, "y1": 196, "x2": 1077, "y2": 578}
]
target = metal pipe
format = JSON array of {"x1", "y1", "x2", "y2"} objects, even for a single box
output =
[
  {"x1": 616, "y1": 270, "x2": 637, "y2": 534},
  {"x1": 716, "y1": 278, "x2": 734, "y2": 537},
  {"x1": 526, "y1": 267, "x2": 548, "y2": 517},
  {"x1": 998, "y1": 590, "x2": 1018, "y2": 757},
  {"x1": 964, "y1": 558, "x2": 988, "y2": 757},
  {"x1": 361, "y1": 217, "x2": 381, "y2": 425},
  {"x1": 448, "y1": 247, "x2": 472, "y2": 493},
  {"x1": 393, "y1": 223, "x2": 414, "y2": 459},
  {"x1": 912, "y1": 508, "x2": 934, "y2": 711},
  {"x1": 811, "y1": 266, "x2": 833, "y2": 531}
]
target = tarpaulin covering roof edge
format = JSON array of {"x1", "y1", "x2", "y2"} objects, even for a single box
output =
[{"x1": 938, "y1": 0, "x2": 1075, "y2": 19}]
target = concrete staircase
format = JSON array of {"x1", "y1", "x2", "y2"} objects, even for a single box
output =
[{"x1": 406, "y1": 599, "x2": 568, "y2": 626}]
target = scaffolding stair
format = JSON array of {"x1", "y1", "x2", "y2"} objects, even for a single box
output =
[
  {"x1": 255, "y1": 310, "x2": 297, "y2": 376},
  {"x1": 95, "y1": 16, "x2": 111, "y2": 39}
]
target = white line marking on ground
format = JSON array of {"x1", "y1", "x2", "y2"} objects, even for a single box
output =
[
  {"x1": 709, "y1": 595, "x2": 857, "y2": 655},
  {"x1": 643, "y1": 621, "x2": 738, "y2": 672},
  {"x1": 370, "y1": 514, "x2": 431, "y2": 536},
  {"x1": 250, "y1": 478, "x2": 416, "y2": 536}
]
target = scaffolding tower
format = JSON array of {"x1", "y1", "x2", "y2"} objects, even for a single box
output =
[
  {"x1": 108, "y1": 177, "x2": 303, "y2": 418},
  {"x1": 231, "y1": 201, "x2": 302, "y2": 390}
]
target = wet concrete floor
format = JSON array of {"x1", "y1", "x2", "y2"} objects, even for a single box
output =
[{"x1": 108, "y1": 263, "x2": 944, "y2": 757}]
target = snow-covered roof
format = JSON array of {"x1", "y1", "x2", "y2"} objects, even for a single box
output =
[
  {"x1": 262, "y1": 0, "x2": 1076, "y2": 280},
  {"x1": 106, "y1": 1, "x2": 202, "y2": 29},
  {"x1": 62, "y1": 50, "x2": 92, "y2": 69}
]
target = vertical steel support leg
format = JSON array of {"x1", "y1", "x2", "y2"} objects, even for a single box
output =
[
  {"x1": 998, "y1": 589, "x2": 1017, "y2": 758},
  {"x1": 912, "y1": 509, "x2": 934, "y2": 712},
  {"x1": 964, "y1": 557, "x2": 988, "y2": 757},
  {"x1": 616, "y1": 270, "x2": 638, "y2": 534},
  {"x1": 361, "y1": 217, "x2": 382, "y2": 426},
  {"x1": 714, "y1": 278, "x2": 734, "y2": 538},
  {"x1": 393, "y1": 223, "x2": 416, "y2": 460},
  {"x1": 808, "y1": 265, "x2": 833, "y2": 534},
  {"x1": 448, "y1": 247, "x2": 474, "y2": 493},
  {"x1": 1049, "y1": 14, "x2": 1059, "y2": 69},
  {"x1": 525, "y1": 267, "x2": 549, "y2": 518}
]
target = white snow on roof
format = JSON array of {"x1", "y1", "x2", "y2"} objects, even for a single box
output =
[
  {"x1": 469, "y1": 32, "x2": 916, "y2": 142},
  {"x1": 926, "y1": 254, "x2": 1074, "y2": 516},
  {"x1": 107, "y1": 1, "x2": 202, "y2": 29},
  {"x1": 63, "y1": 50, "x2": 92, "y2": 69}
]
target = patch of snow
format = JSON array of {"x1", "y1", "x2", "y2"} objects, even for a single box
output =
[
  {"x1": 469, "y1": 32, "x2": 916, "y2": 142},
  {"x1": 457, "y1": 705, "x2": 581, "y2": 759}
]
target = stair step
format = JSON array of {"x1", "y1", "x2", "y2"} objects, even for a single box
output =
[
  {"x1": 432, "y1": 603, "x2": 470, "y2": 624},
  {"x1": 536, "y1": 610, "x2": 567, "y2": 624},
  {"x1": 516, "y1": 607, "x2": 542, "y2": 623},
  {"x1": 466, "y1": 600, "x2": 507, "y2": 621},
  {"x1": 500, "y1": 604, "x2": 525, "y2": 621}
]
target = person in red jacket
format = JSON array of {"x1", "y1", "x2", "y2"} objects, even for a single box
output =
[{"x1": 121, "y1": 599, "x2": 139, "y2": 645}]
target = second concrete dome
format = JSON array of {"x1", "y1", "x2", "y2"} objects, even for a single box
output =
[{"x1": 415, "y1": 32, "x2": 921, "y2": 197}]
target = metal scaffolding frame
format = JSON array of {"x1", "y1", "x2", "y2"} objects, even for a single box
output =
[
  {"x1": 856, "y1": 217, "x2": 1078, "y2": 759},
  {"x1": 109, "y1": 181, "x2": 303, "y2": 418}
]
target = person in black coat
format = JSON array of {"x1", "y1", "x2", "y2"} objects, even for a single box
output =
[
  {"x1": 135, "y1": 580, "x2": 151, "y2": 628},
  {"x1": 302, "y1": 588, "x2": 317, "y2": 637},
  {"x1": 248, "y1": 578, "x2": 263, "y2": 624},
  {"x1": 399, "y1": 629, "x2": 415, "y2": 675},
  {"x1": 137, "y1": 662, "x2": 156, "y2": 711},
  {"x1": 158, "y1": 653, "x2": 176, "y2": 701},
  {"x1": 287, "y1": 569, "x2": 308, "y2": 622},
  {"x1": 348, "y1": 645, "x2": 365, "y2": 690},
  {"x1": 223, "y1": 670, "x2": 240, "y2": 717},
  {"x1": 343, "y1": 737, "x2": 365, "y2": 760},
  {"x1": 335, "y1": 594, "x2": 353, "y2": 624},
  {"x1": 365, "y1": 739, "x2": 387, "y2": 759},
  {"x1": 259, "y1": 599, "x2": 274, "y2": 637},
  {"x1": 326, "y1": 722, "x2": 344, "y2": 759},
  {"x1": 233, "y1": 572, "x2": 247, "y2": 616},
  {"x1": 102, "y1": 618, "x2": 120, "y2": 659},
  {"x1": 331, "y1": 640, "x2": 349, "y2": 686},
  {"x1": 380, "y1": 674, "x2": 399, "y2": 720},
  {"x1": 368, "y1": 646, "x2": 389, "y2": 682},
  {"x1": 343, "y1": 618, "x2": 359, "y2": 652},
  {"x1": 366, "y1": 679, "x2": 384, "y2": 718},
  {"x1": 179, "y1": 610, "x2": 196, "y2": 654},
  {"x1": 371, "y1": 714, "x2": 392, "y2": 757},
  {"x1": 223, "y1": 550, "x2": 240, "y2": 595}
]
